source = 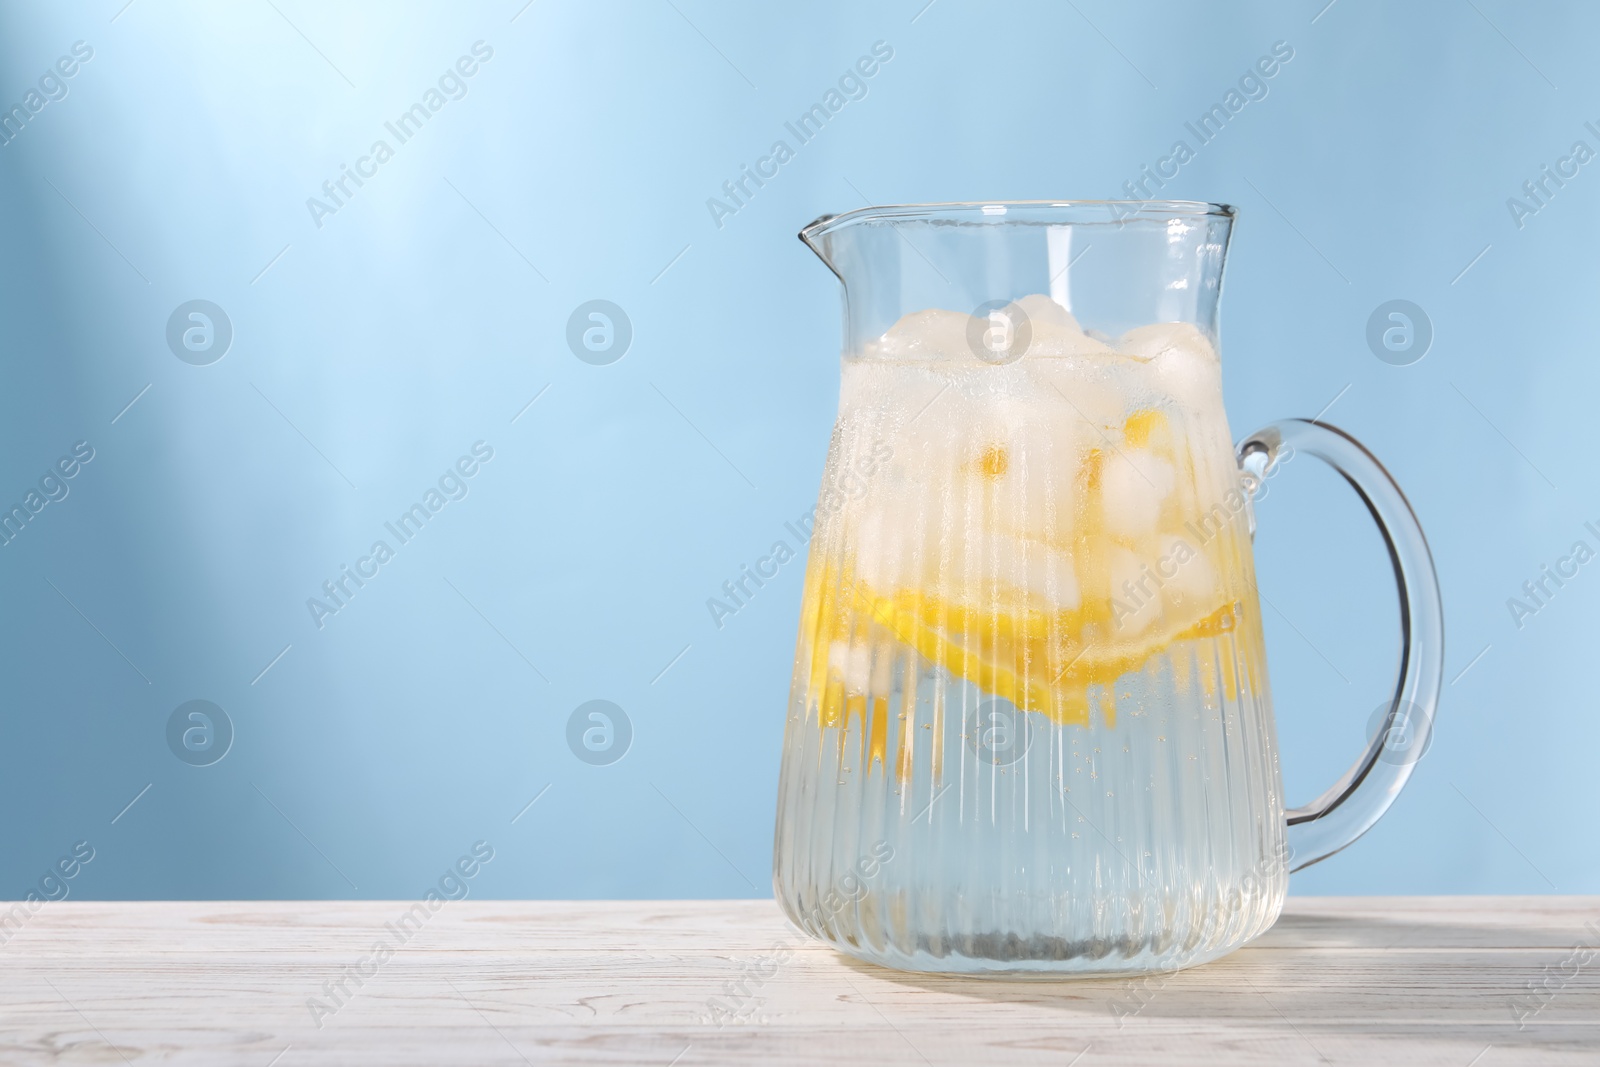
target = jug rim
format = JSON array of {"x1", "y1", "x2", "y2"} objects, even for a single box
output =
[{"x1": 800, "y1": 199, "x2": 1236, "y2": 244}]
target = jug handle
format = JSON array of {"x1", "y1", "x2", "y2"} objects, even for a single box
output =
[{"x1": 1236, "y1": 418, "x2": 1444, "y2": 872}]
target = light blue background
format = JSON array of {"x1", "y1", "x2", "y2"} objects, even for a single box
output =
[{"x1": 1, "y1": 0, "x2": 1592, "y2": 901}]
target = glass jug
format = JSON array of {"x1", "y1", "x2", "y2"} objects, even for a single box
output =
[{"x1": 772, "y1": 201, "x2": 1443, "y2": 976}]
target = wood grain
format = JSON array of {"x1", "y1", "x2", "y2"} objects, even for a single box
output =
[{"x1": 1, "y1": 898, "x2": 1596, "y2": 1065}]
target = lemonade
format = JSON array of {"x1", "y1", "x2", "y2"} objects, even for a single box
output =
[
  {"x1": 798, "y1": 294, "x2": 1267, "y2": 753},
  {"x1": 773, "y1": 294, "x2": 1287, "y2": 972}
]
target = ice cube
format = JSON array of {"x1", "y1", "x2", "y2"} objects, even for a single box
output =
[
  {"x1": 862, "y1": 308, "x2": 972, "y2": 362},
  {"x1": 1119, "y1": 323, "x2": 1223, "y2": 413},
  {"x1": 1013, "y1": 293, "x2": 1080, "y2": 332},
  {"x1": 1160, "y1": 534, "x2": 1218, "y2": 607},
  {"x1": 1029, "y1": 365, "x2": 1128, "y2": 436},
  {"x1": 925, "y1": 521, "x2": 1083, "y2": 614},
  {"x1": 1101, "y1": 451, "x2": 1175, "y2": 538},
  {"x1": 1026, "y1": 303, "x2": 1119, "y2": 360},
  {"x1": 1118, "y1": 322, "x2": 1217, "y2": 363},
  {"x1": 1005, "y1": 536, "x2": 1082, "y2": 611},
  {"x1": 828, "y1": 639, "x2": 873, "y2": 693}
]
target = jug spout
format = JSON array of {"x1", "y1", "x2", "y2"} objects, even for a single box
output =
[
  {"x1": 799, "y1": 213, "x2": 845, "y2": 281},
  {"x1": 797, "y1": 201, "x2": 1235, "y2": 359}
]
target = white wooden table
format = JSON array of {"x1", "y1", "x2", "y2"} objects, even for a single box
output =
[{"x1": 2, "y1": 898, "x2": 1596, "y2": 1065}]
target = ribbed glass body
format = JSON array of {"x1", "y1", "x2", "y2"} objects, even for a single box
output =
[{"x1": 773, "y1": 317, "x2": 1287, "y2": 975}]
